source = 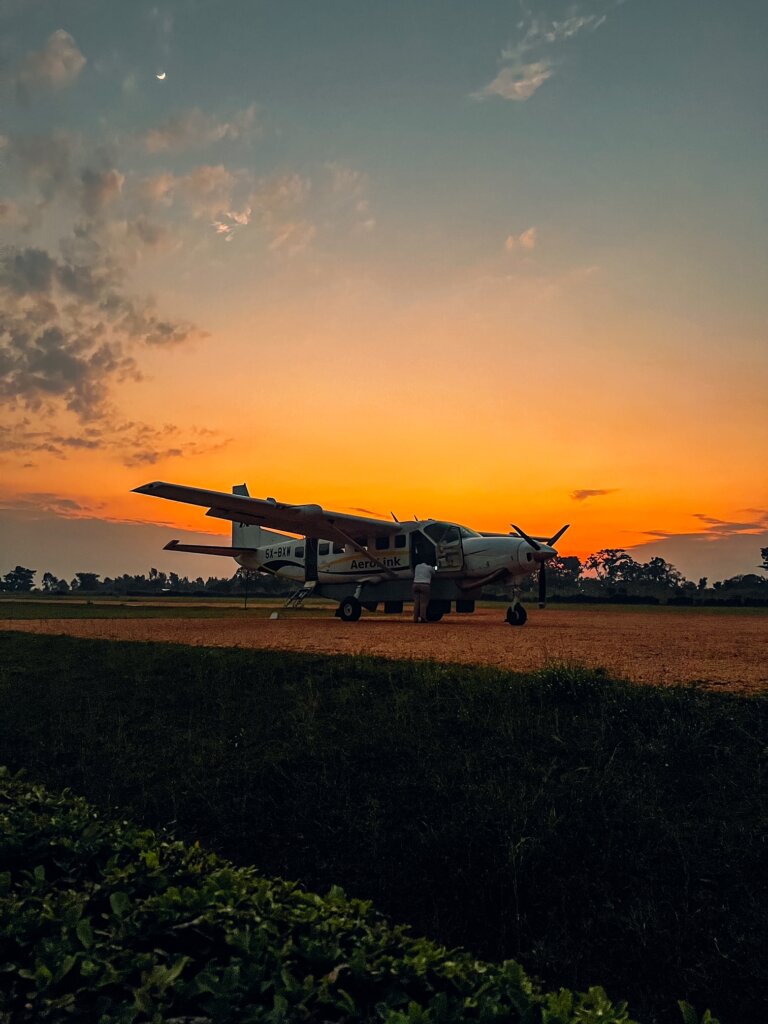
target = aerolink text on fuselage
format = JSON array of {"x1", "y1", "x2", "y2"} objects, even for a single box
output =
[{"x1": 350, "y1": 556, "x2": 404, "y2": 570}]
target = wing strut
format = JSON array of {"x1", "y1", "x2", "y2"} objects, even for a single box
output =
[{"x1": 330, "y1": 525, "x2": 399, "y2": 579}]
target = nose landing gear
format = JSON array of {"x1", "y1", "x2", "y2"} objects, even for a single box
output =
[{"x1": 505, "y1": 602, "x2": 527, "y2": 626}]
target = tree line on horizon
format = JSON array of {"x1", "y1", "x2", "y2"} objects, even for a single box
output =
[{"x1": 2, "y1": 547, "x2": 767, "y2": 603}]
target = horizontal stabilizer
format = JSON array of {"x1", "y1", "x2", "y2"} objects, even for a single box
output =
[{"x1": 163, "y1": 540, "x2": 255, "y2": 557}]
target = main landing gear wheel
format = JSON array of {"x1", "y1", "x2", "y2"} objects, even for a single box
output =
[
  {"x1": 505, "y1": 603, "x2": 527, "y2": 626},
  {"x1": 338, "y1": 596, "x2": 362, "y2": 622},
  {"x1": 425, "y1": 606, "x2": 444, "y2": 622}
]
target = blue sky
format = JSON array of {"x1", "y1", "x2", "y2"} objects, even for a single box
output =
[{"x1": 1, "y1": 0, "x2": 766, "y2": 581}]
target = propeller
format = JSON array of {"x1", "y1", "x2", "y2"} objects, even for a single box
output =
[
  {"x1": 538, "y1": 560, "x2": 547, "y2": 608},
  {"x1": 510, "y1": 523, "x2": 541, "y2": 551},
  {"x1": 510, "y1": 523, "x2": 570, "y2": 609},
  {"x1": 547, "y1": 524, "x2": 570, "y2": 546}
]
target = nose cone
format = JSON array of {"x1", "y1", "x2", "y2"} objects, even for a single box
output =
[{"x1": 533, "y1": 544, "x2": 557, "y2": 563}]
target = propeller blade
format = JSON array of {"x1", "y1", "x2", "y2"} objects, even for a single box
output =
[
  {"x1": 547, "y1": 524, "x2": 570, "y2": 547},
  {"x1": 538, "y1": 562, "x2": 547, "y2": 608},
  {"x1": 510, "y1": 523, "x2": 541, "y2": 551}
]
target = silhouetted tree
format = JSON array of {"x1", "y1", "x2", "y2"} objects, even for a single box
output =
[
  {"x1": 1, "y1": 566, "x2": 36, "y2": 592},
  {"x1": 41, "y1": 572, "x2": 60, "y2": 593},
  {"x1": 637, "y1": 556, "x2": 684, "y2": 590},
  {"x1": 717, "y1": 574, "x2": 768, "y2": 599},
  {"x1": 73, "y1": 572, "x2": 100, "y2": 592},
  {"x1": 761, "y1": 547, "x2": 768, "y2": 573},
  {"x1": 583, "y1": 549, "x2": 643, "y2": 586},
  {"x1": 547, "y1": 556, "x2": 583, "y2": 593}
]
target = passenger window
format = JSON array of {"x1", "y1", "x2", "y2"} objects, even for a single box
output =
[
  {"x1": 375, "y1": 535, "x2": 389, "y2": 551},
  {"x1": 295, "y1": 546, "x2": 304, "y2": 558},
  {"x1": 319, "y1": 542, "x2": 329, "y2": 556},
  {"x1": 333, "y1": 543, "x2": 344, "y2": 554},
  {"x1": 394, "y1": 534, "x2": 406, "y2": 549}
]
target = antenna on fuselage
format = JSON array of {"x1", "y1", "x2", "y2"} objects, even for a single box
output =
[{"x1": 390, "y1": 512, "x2": 399, "y2": 523}]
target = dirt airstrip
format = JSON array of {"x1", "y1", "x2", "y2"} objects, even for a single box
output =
[{"x1": 5, "y1": 607, "x2": 767, "y2": 694}]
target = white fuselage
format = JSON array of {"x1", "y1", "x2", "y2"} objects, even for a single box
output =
[{"x1": 235, "y1": 520, "x2": 553, "y2": 586}]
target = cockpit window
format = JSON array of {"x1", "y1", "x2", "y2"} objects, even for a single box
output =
[
  {"x1": 424, "y1": 522, "x2": 461, "y2": 544},
  {"x1": 457, "y1": 526, "x2": 480, "y2": 539}
]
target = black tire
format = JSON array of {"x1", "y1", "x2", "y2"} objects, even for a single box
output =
[
  {"x1": 505, "y1": 603, "x2": 527, "y2": 626},
  {"x1": 339, "y1": 596, "x2": 362, "y2": 622},
  {"x1": 425, "y1": 605, "x2": 444, "y2": 622}
]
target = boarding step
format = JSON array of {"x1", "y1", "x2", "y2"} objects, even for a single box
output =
[{"x1": 284, "y1": 581, "x2": 317, "y2": 608}]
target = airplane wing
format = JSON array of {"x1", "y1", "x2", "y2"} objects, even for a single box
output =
[
  {"x1": 133, "y1": 481, "x2": 402, "y2": 545},
  {"x1": 163, "y1": 540, "x2": 255, "y2": 556}
]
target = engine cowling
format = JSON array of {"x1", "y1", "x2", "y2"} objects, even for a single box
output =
[{"x1": 513, "y1": 540, "x2": 537, "y2": 570}]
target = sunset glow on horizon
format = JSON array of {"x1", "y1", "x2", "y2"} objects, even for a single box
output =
[{"x1": 1, "y1": 0, "x2": 766, "y2": 582}]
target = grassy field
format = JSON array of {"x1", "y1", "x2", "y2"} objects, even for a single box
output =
[
  {"x1": 0, "y1": 597, "x2": 333, "y2": 619},
  {"x1": 0, "y1": 631, "x2": 765, "y2": 1024},
  {"x1": 2, "y1": 595, "x2": 766, "y2": 620}
]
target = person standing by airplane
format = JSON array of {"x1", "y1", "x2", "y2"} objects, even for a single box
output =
[{"x1": 412, "y1": 560, "x2": 437, "y2": 622}]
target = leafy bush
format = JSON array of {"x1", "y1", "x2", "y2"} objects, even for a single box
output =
[{"x1": 0, "y1": 769, "x2": 640, "y2": 1023}]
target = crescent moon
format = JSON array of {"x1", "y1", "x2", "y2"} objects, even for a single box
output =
[{"x1": 156, "y1": 71, "x2": 166, "y2": 80}]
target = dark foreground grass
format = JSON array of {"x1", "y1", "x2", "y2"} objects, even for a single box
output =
[
  {"x1": 0, "y1": 769, "x2": 640, "y2": 1023},
  {"x1": 0, "y1": 633, "x2": 765, "y2": 1024}
]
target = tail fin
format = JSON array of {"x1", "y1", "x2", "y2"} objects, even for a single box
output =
[{"x1": 231, "y1": 483, "x2": 263, "y2": 549}]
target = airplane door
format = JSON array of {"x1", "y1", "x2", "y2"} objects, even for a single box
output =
[
  {"x1": 411, "y1": 531, "x2": 436, "y2": 568},
  {"x1": 423, "y1": 523, "x2": 464, "y2": 571}
]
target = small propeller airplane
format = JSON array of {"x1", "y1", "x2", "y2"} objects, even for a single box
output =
[{"x1": 133, "y1": 481, "x2": 569, "y2": 625}]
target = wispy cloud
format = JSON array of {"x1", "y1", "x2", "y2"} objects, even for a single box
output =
[
  {"x1": 571, "y1": 488, "x2": 617, "y2": 501},
  {"x1": 143, "y1": 104, "x2": 259, "y2": 153},
  {"x1": 0, "y1": 120, "x2": 378, "y2": 478},
  {"x1": 140, "y1": 164, "x2": 244, "y2": 220},
  {"x1": 13, "y1": 29, "x2": 86, "y2": 103},
  {"x1": 80, "y1": 168, "x2": 125, "y2": 216},
  {"x1": 1, "y1": 132, "x2": 74, "y2": 204},
  {"x1": 505, "y1": 226, "x2": 538, "y2": 251},
  {"x1": 139, "y1": 165, "x2": 316, "y2": 248},
  {"x1": 474, "y1": 3, "x2": 614, "y2": 103},
  {"x1": 0, "y1": 238, "x2": 196, "y2": 421},
  {"x1": 218, "y1": 172, "x2": 314, "y2": 248},
  {"x1": 477, "y1": 61, "x2": 553, "y2": 102},
  {"x1": 213, "y1": 206, "x2": 253, "y2": 242},
  {"x1": 0, "y1": 491, "x2": 104, "y2": 518},
  {"x1": 639, "y1": 511, "x2": 768, "y2": 541},
  {"x1": 0, "y1": 200, "x2": 30, "y2": 229},
  {"x1": 501, "y1": 9, "x2": 608, "y2": 64},
  {"x1": 267, "y1": 220, "x2": 317, "y2": 255},
  {"x1": 325, "y1": 161, "x2": 376, "y2": 232},
  {"x1": 347, "y1": 506, "x2": 387, "y2": 517},
  {"x1": 0, "y1": 419, "x2": 229, "y2": 470}
]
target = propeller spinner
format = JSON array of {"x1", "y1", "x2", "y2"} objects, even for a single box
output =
[{"x1": 511, "y1": 523, "x2": 570, "y2": 608}]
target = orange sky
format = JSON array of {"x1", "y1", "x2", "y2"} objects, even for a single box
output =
[{"x1": 4, "y1": 280, "x2": 766, "y2": 566}]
